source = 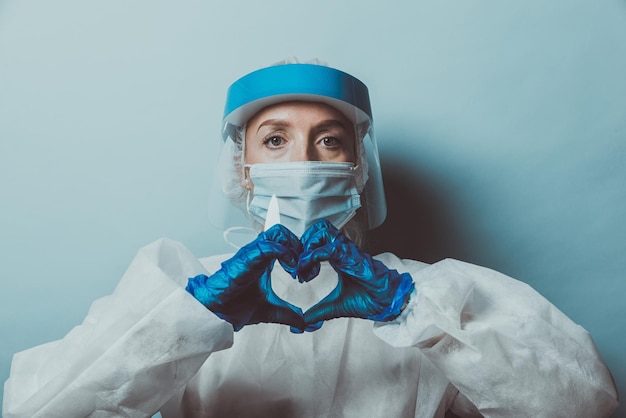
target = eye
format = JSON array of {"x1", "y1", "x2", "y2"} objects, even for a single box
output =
[
  {"x1": 321, "y1": 136, "x2": 341, "y2": 148},
  {"x1": 262, "y1": 135, "x2": 286, "y2": 148}
]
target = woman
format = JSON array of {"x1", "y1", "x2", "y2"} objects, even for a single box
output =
[{"x1": 3, "y1": 62, "x2": 618, "y2": 417}]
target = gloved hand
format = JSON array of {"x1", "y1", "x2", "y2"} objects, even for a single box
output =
[
  {"x1": 298, "y1": 220, "x2": 414, "y2": 329},
  {"x1": 186, "y1": 224, "x2": 305, "y2": 332}
]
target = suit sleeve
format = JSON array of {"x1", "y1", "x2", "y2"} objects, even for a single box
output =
[
  {"x1": 373, "y1": 256, "x2": 618, "y2": 418},
  {"x1": 3, "y1": 238, "x2": 233, "y2": 418}
]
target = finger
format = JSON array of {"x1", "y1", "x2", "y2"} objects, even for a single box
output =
[
  {"x1": 303, "y1": 300, "x2": 342, "y2": 325},
  {"x1": 297, "y1": 245, "x2": 332, "y2": 282},
  {"x1": 258, "y1": 240, "x2": 299, "y2": 269},
  {"x1": 304, "y1": 320, "x2": 324, "y2": 332},
  {"x1": 263, "y1": 224, "x2": 302, "y2": 250},
  {"x1": 264, "y1": 303, "x2": 306, "y2": 331},
  {"x1": 261, "y1": 270, "x2": 306, "y2": 331},
  {"x1": 223, "y1": 234, "x2": 284, "y2": 277},
  {"x1": 185, "y1": 274, "x2": 213, "y2": 306},
  {"x1": 246, "y1": 238, "x2": 299, "y2": 272},
  {"x1": 290, "y1": 325, "x2": 305, "y2": 334},
  {"x1": 274, "y1": 239, "x2": 302, "y2": 277},
  {"x1": 302, "y1": 283, "x2": 345, "y2": 324},
  {"x1": 261, "y1": 225, "x2": 303, "y2": 272},
  {"x1": 277, "y1": 258, "x2": 298, "y2": 279},
  {"x1": 297, "y1": 222, "x2": 338, "y2": 282},
  {"x1": 300, "y1": 219, "x2": 333, "y2": 245},
  {"x1": 301, "y1": 223, "x2": 371, "y2": 279},
  {"x1": 326, "y1": 238, "x2": 378, "y2": 280},
  {"x1": 221, "y1": 246, "x2": 278, "y2": 282},
  {"x1": 301, "y1": 220, "x2": 339, "y2": 253}
]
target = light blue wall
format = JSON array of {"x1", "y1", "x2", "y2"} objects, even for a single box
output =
[{"x1": 1, "y1": 1, "x2": 624, "y2": 415}]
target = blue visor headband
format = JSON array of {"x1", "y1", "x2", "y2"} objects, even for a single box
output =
[{"x1": 222, "y1": 64, "x2": 372, "y2": 141}]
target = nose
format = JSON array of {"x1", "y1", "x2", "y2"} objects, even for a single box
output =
[{"x1": 291, "y1": 139, "x2": 320, "y2": 162}]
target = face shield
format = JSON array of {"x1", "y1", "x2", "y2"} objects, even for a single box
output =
[{"x1": 207, "y1": 63, "x2": 386, "y2": 243}]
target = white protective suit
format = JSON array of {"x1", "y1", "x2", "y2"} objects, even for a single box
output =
[{"x1": 3, "y1": 238, "x2": 618, "y2": 418}]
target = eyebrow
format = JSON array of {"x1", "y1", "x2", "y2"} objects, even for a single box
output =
[
  {"x1": 255, "y1": 118, "x2": 350, "y2": 134},
  {"x1": 255, "y1": 119, "x2": 290, "y2": 133},
  {"x1": 315, "y1": 120, "x2": 351, "y2": 131}
]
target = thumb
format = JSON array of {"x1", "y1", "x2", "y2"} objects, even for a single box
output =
[
  {"x1": 262, "y1": 276, "x2": 306, "y2": 331},
  {"x1": 303, "y1": 283, "x2": 344, "y2": 325},
  {"x1": 268, "y1": 302, "x2": 306, "y2": 331},
  {"x1": 304, "y1": 300, "x2": 341, "y2": 325},
  {"x1": 297, "y1": 245, "x2": 333, "y2": 283}
]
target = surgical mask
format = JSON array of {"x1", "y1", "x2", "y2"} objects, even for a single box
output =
[{"x1": 246, "y1": 161, "x2": 362, "y2": 237}]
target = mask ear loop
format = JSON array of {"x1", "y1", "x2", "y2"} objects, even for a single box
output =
[
  {"x1": 245, "y1": 184, "x2": 254, "y2": 219},
  {"x1": 223, "y1": 225, "x2": 257, "y2": 250}
]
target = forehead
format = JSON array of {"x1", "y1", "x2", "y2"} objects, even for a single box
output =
[{"x1": 246, "y1": 101, "x2": 352, "y2": 127}]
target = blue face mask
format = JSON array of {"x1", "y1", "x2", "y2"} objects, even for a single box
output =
[{"x1": 246, "y1": 161, "x2": 362, "y2": 237}]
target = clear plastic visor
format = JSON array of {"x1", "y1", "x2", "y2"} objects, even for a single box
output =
[{"x1": 207, "y1": 120, "x2": 386, "y2": 245}]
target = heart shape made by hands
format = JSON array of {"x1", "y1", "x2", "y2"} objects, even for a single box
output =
[
  {"x1": 270, "y1": 259, "x2": 338, "y2": 312},
  {"x1": 261, "y1": 197, "x2": 340, "y2": 312}
]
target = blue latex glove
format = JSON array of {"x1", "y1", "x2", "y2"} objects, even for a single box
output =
[
  {"x1": 186, "y1": 224, "x2": 305, "y2": 332},
  {"x1": 298, "y1": 220, "x2": 414, "y2": 329}
]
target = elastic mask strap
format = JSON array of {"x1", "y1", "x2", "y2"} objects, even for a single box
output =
[
  {"x1": 245, "y1": 187, "x2": 253, "y2": 215},
  {"x1": 334, "y1": 208, "x2": 358, "y2": 231},
  {"x1": 246, "y1": 161, "x2": 357, "y2": 177},
  {"x1": 223, "y1": 226, "x2": 257, "y2": 250}
]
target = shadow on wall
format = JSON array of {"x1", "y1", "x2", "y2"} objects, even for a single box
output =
[
  {"x1": 364, "y1": 153, "x2": 472, "y2": 264},
  {"x1": 366, "y1": 153, "x2": 475, "y2": 418}
]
